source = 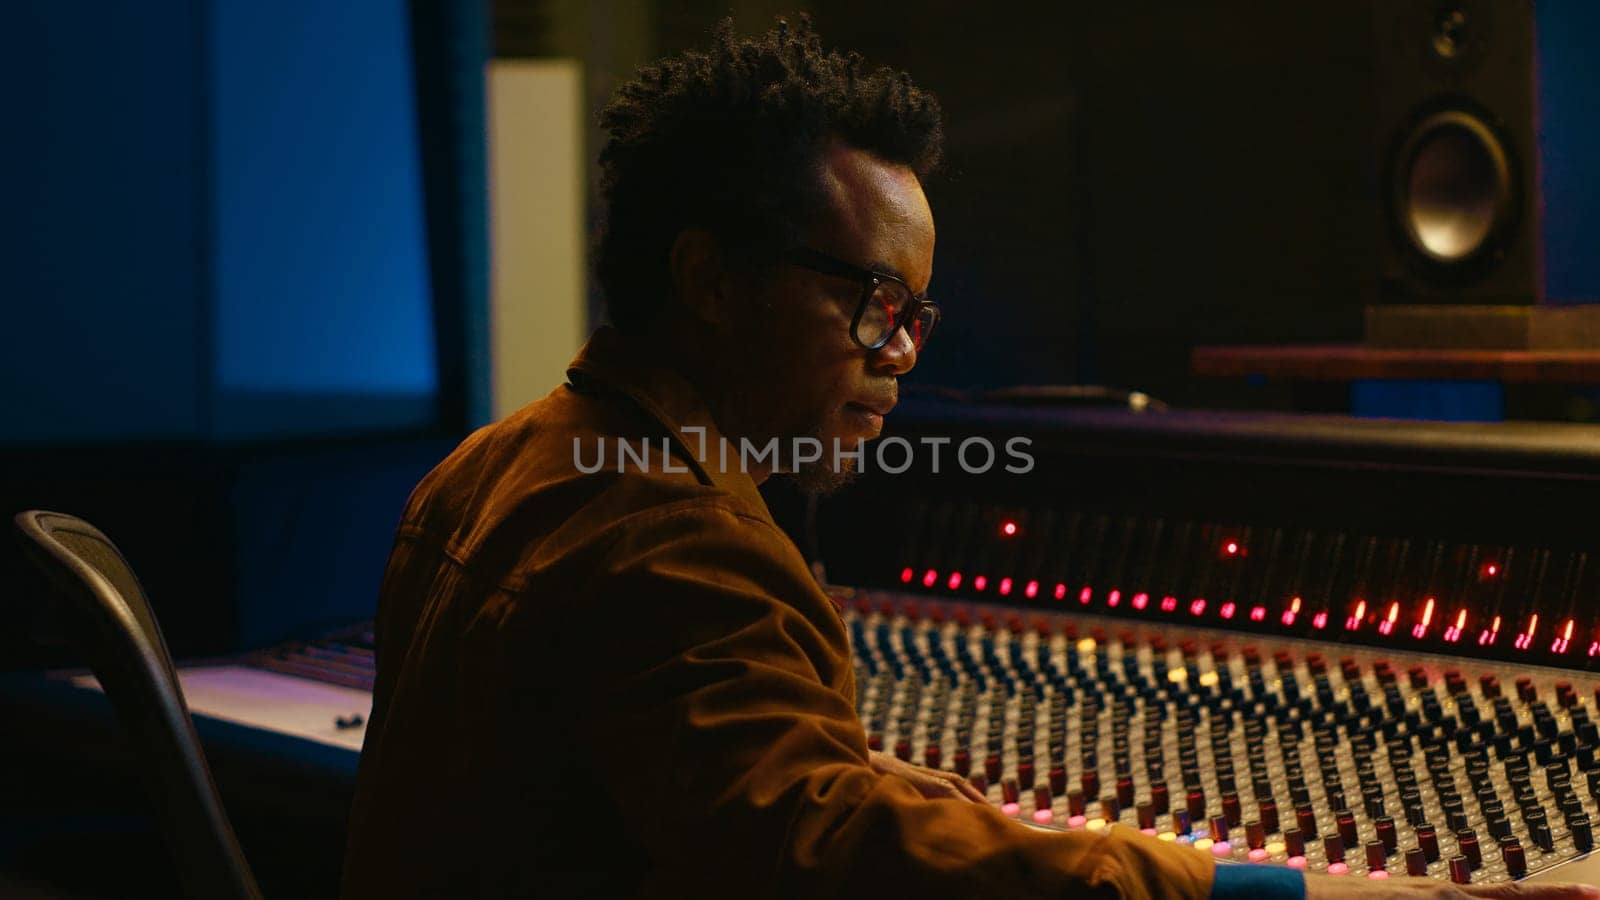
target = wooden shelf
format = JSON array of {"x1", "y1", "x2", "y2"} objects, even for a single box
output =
[{"x1": 1192, "y1": 344, "x2": 1600, "y2": 384}]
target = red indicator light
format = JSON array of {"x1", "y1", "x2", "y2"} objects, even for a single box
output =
[
  {"x1": 1483, "y1": 563, "x2": 1499, "y2": 577},
  {"x1": 1107, "y1": 589, "x2": 1122, "y2": 607},
  {"x1": 1132, "y1": 592, "x2": 1150, "y2": 610},
  {"x1": 1024, "y1": 580, "x2": 1039, "y2": 599},
  {"x1": 1282, "y1": 596, "x2": 1302, "y2": 626},
  {"x1": 1444, "y1": 609, "x2": 1467, "y2": 643},
  {"x1": 1552, "y1": 619, "x2": 1575, "y2": 654},
  {"x1": 1412, "y1": 597, "x2": 1435, "y2": 639},
  {"x1": 1377, "y1": 602, "x2": 1400, "y2": 636},
  {"x1": 1478, "y1": 615, "x2": 1501, "y2": 646},
  {"x1": 922, "y1": 569, "x2": 938, "y2": 588},
  {"x1": 900, "y1": 567, "x2": 914, "y2": 584},
  {"x1": 1223, "y1": 541, "x2": 1241, "y2": 557},
  {"x1": 974, "y1": 575, "x2": 988, "y2": 592},
  {"x1": 1079, "y1": 586, "x2": 1093, "y2": 605},
  {"x1": 1160, "y1": 595, "x2": 1179, "y2": 613},
  {"x1": 1000, "y1": 521, "x2": 1018, "y2": 537},
  {"x1": 1250, "y1": 606, "x2": 1267, "y2": 622},
  {"x1": 1220, "y1": 601, "x2": 1237, "y2": 619},
  {"x1": 1053, "y1": 583, "x2": 1067, "y2": 600},
  {"x1": 947, "y1": 572, "x2": 963, "y2": 590},
  {"x1": 1190, "y1": 598, "x2": 1207, "y2": 616},
  {"x1": 1589, "y1": 641, "x2": 1600, "y2": 658},
  {"x1": 1346, "y1": 599, "x2": 1367, "y2": 632},
  {"x1": 999, "y1": 577, "x2": 1014, "y2": 596},
  {"x1": 1312, "y1": 611, "x2": 1329, "y2": 630},
  {"x1": 1514, "y1": 613, "x2": 1539, "y2": 651}
]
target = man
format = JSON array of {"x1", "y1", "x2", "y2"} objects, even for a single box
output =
[{"x1": 342, "y1": 18, "x2": 1598, "y2": 900}]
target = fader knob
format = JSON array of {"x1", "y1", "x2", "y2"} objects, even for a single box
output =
[
  {"x1": 1336, "y1": 810, "x2": 1358, "y2": 846},
  {"x1": 1366, "y1": 840, "x2": 1386, "y2": 871},
  {"x1": 1137, "y1": 801, "x2": 1156, "y2": 829},
  {"x1": 1574, "y1": 815, "x2": 1594, "y2": 852},
  {"x1": 1503, "y1": 838, "x2": 1527, "y2": 877},
  {"x1": 1457, "y1": 830, "x2": 1481, "y2": 869},
  {"x1": 1260, "y1": 799, "x2": 1279, "y2": 833},
  {"x1": 1417, "y1": 824, "x2": 1441, "y2": 862},
  {"x1": 1296, "y1": 804, "x2": 1317, "y2": 836}
]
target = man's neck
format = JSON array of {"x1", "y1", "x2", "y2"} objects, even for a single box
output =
[{"x1": 649, "y1": 319, "x2": 774, "y2": 485}]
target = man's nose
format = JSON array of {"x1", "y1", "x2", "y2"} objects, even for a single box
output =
[{"x1": 871, "y1": 325, "x2": 918, "y2": 375}]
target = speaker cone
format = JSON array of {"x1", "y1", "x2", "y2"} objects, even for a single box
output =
[{"x1": 1395, "y1": 109, "x2": 1513, "y2": 265}]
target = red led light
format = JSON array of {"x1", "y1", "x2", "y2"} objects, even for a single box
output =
[
  {"x1": 900, "y1": 567, "x2": 914, "y2": 584},
  {"x1": 1107, "y1": 589, "x2": 1122, "y2": 607},
  {"x1": 1281, "y1": 596, "x2": 1302, "y2": 627},
  {"x1": 1079, "y1": 586, "x2": 1093, "y2": 605},
  {"x1": 1514, "y1": 613, "x2": 1539, "y2": 651},
  {"x1": 1220, "y1": 601, "x2": 1237, "y2": 619},
  {"x1": 1377, "y1": 602, "x2": 1399, "y2": 636},
  {"x1": 1479, "y1": 615, "x2": 1501, "y2": 646},
  {"x1": 999, "y1": 577, "x2": 1014, "y2": 596},
  {"x1": 1412, "y1": 597, "x2": 1435, "y2": 639},
  {"x1": 1053, "y1": 583, "x2": 1067, "y2": 601},
  {"x1": 1589, "y1": 641, "x2": 1600, "y2": 658},
  {"x1": 1444, "y1": 609, "x2": 1467, "y2": 643},
  {"x1": 1190, "y1": 598, "x2": 1207, "y2": 616},
  {"x1": 1160, "y1": 595, "x2": 1179, "y2": 612},
  {"x1": 1312, "y1": 612, "x2": 1329, "y2": 630},
  {"x1": 974, "y1": 575, "x2": 988, "y2": 592},
  {"x1": 1132, "y1": 592, "x2": 1150, "y2": 610},
  {"x1": 1024, "y1": 580, "x2": 1039, "y2": 599},
  {"x1": 922, "y1": 569, "x2": 938, "y2": 588},
  {"x1": 1346, "y1": 599, "x2": 1367, "y2": 632},
  {"x1": 1552, "y1": 619, "x2": 1575, "y2": 654},
  {"x1": 1223, "y1": 541, "x2": 1240, "y2": 557},
  {"x1": 1483, "y1": 563, "x2": 1498, "y2": 577},
  {"x1": 1249, "y1": 605, "x2": 1267, "y2": 622},
  {"x1": 1000, "y1": 521, "x2": 1018, "y2": 537},
  {"x1": 947, "y1": 572, "x2": 963, "y2": 590}
]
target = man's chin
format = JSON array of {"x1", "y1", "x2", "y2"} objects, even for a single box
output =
[{"x1": 787, "y1": 456, "x2": 860, "y2": 496}]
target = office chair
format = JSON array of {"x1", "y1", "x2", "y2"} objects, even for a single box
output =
[{"x1": 13, "y1": 510, "x2": 263, "y2": 900}]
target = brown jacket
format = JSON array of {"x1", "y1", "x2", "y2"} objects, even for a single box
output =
[{"x1": 341, "y1": 327, "x2": 1216, "y2": 899}]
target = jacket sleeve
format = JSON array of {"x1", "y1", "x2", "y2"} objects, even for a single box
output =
[{"x1": 566, "y1": 500, "x2": 1218, "y2": 899}]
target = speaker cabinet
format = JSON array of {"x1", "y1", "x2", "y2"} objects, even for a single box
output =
[{"x1": 1374, "y1": 0, "x2": 1541, "y2": 304}]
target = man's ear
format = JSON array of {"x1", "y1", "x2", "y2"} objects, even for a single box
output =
[{"x1": 669, "y1": 229, "x2": 731, "y2": 326}]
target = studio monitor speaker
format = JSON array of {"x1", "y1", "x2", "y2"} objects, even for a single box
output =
[{"x1": 1374, "y1": 0, "x2": 1541, "y2": 305}]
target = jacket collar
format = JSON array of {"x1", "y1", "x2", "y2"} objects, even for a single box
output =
[{"x1": 565, "y1": 326, "x2": 770, "y2": 508}]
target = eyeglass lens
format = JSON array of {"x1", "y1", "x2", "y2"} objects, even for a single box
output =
[{"x1": 857, "y1": 282, "x2": 936, "y2": 350}]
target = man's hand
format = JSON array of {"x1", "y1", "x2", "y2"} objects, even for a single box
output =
[
  {"x1": 1306, "y1": 872, "x2": 1600, "y2": 899},
  {"x1": 868, "y1": 750, "x2": 986, "y2": 803}
]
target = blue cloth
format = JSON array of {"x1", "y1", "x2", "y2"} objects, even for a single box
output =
[{"x1": 1210, "y1": 864, "x2": 1305, "y2": 900}]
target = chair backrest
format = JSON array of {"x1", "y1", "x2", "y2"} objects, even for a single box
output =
[{"x1": 13, "y1": 510, "x2": 263, "y2": 900}]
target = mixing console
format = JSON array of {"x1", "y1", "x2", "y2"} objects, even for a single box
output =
[{"x1": 844, "y1": 589, "x2": 1600, "y2": 883}]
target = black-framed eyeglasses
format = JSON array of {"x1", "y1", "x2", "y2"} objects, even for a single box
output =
[{"x1": 788, "y1": 247, "x2": 941, "y2": 351}]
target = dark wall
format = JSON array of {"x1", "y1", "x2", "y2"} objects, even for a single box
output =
[
  {"x1": 3, "y1": 1, "x2": 208, "y2": 441},
  {"x1": 1539, "y1": 0, "x2": 1600, "y2": 304},
  {"x1": 796, "y1": 2, "x2": 1594, "y2": 404}
]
